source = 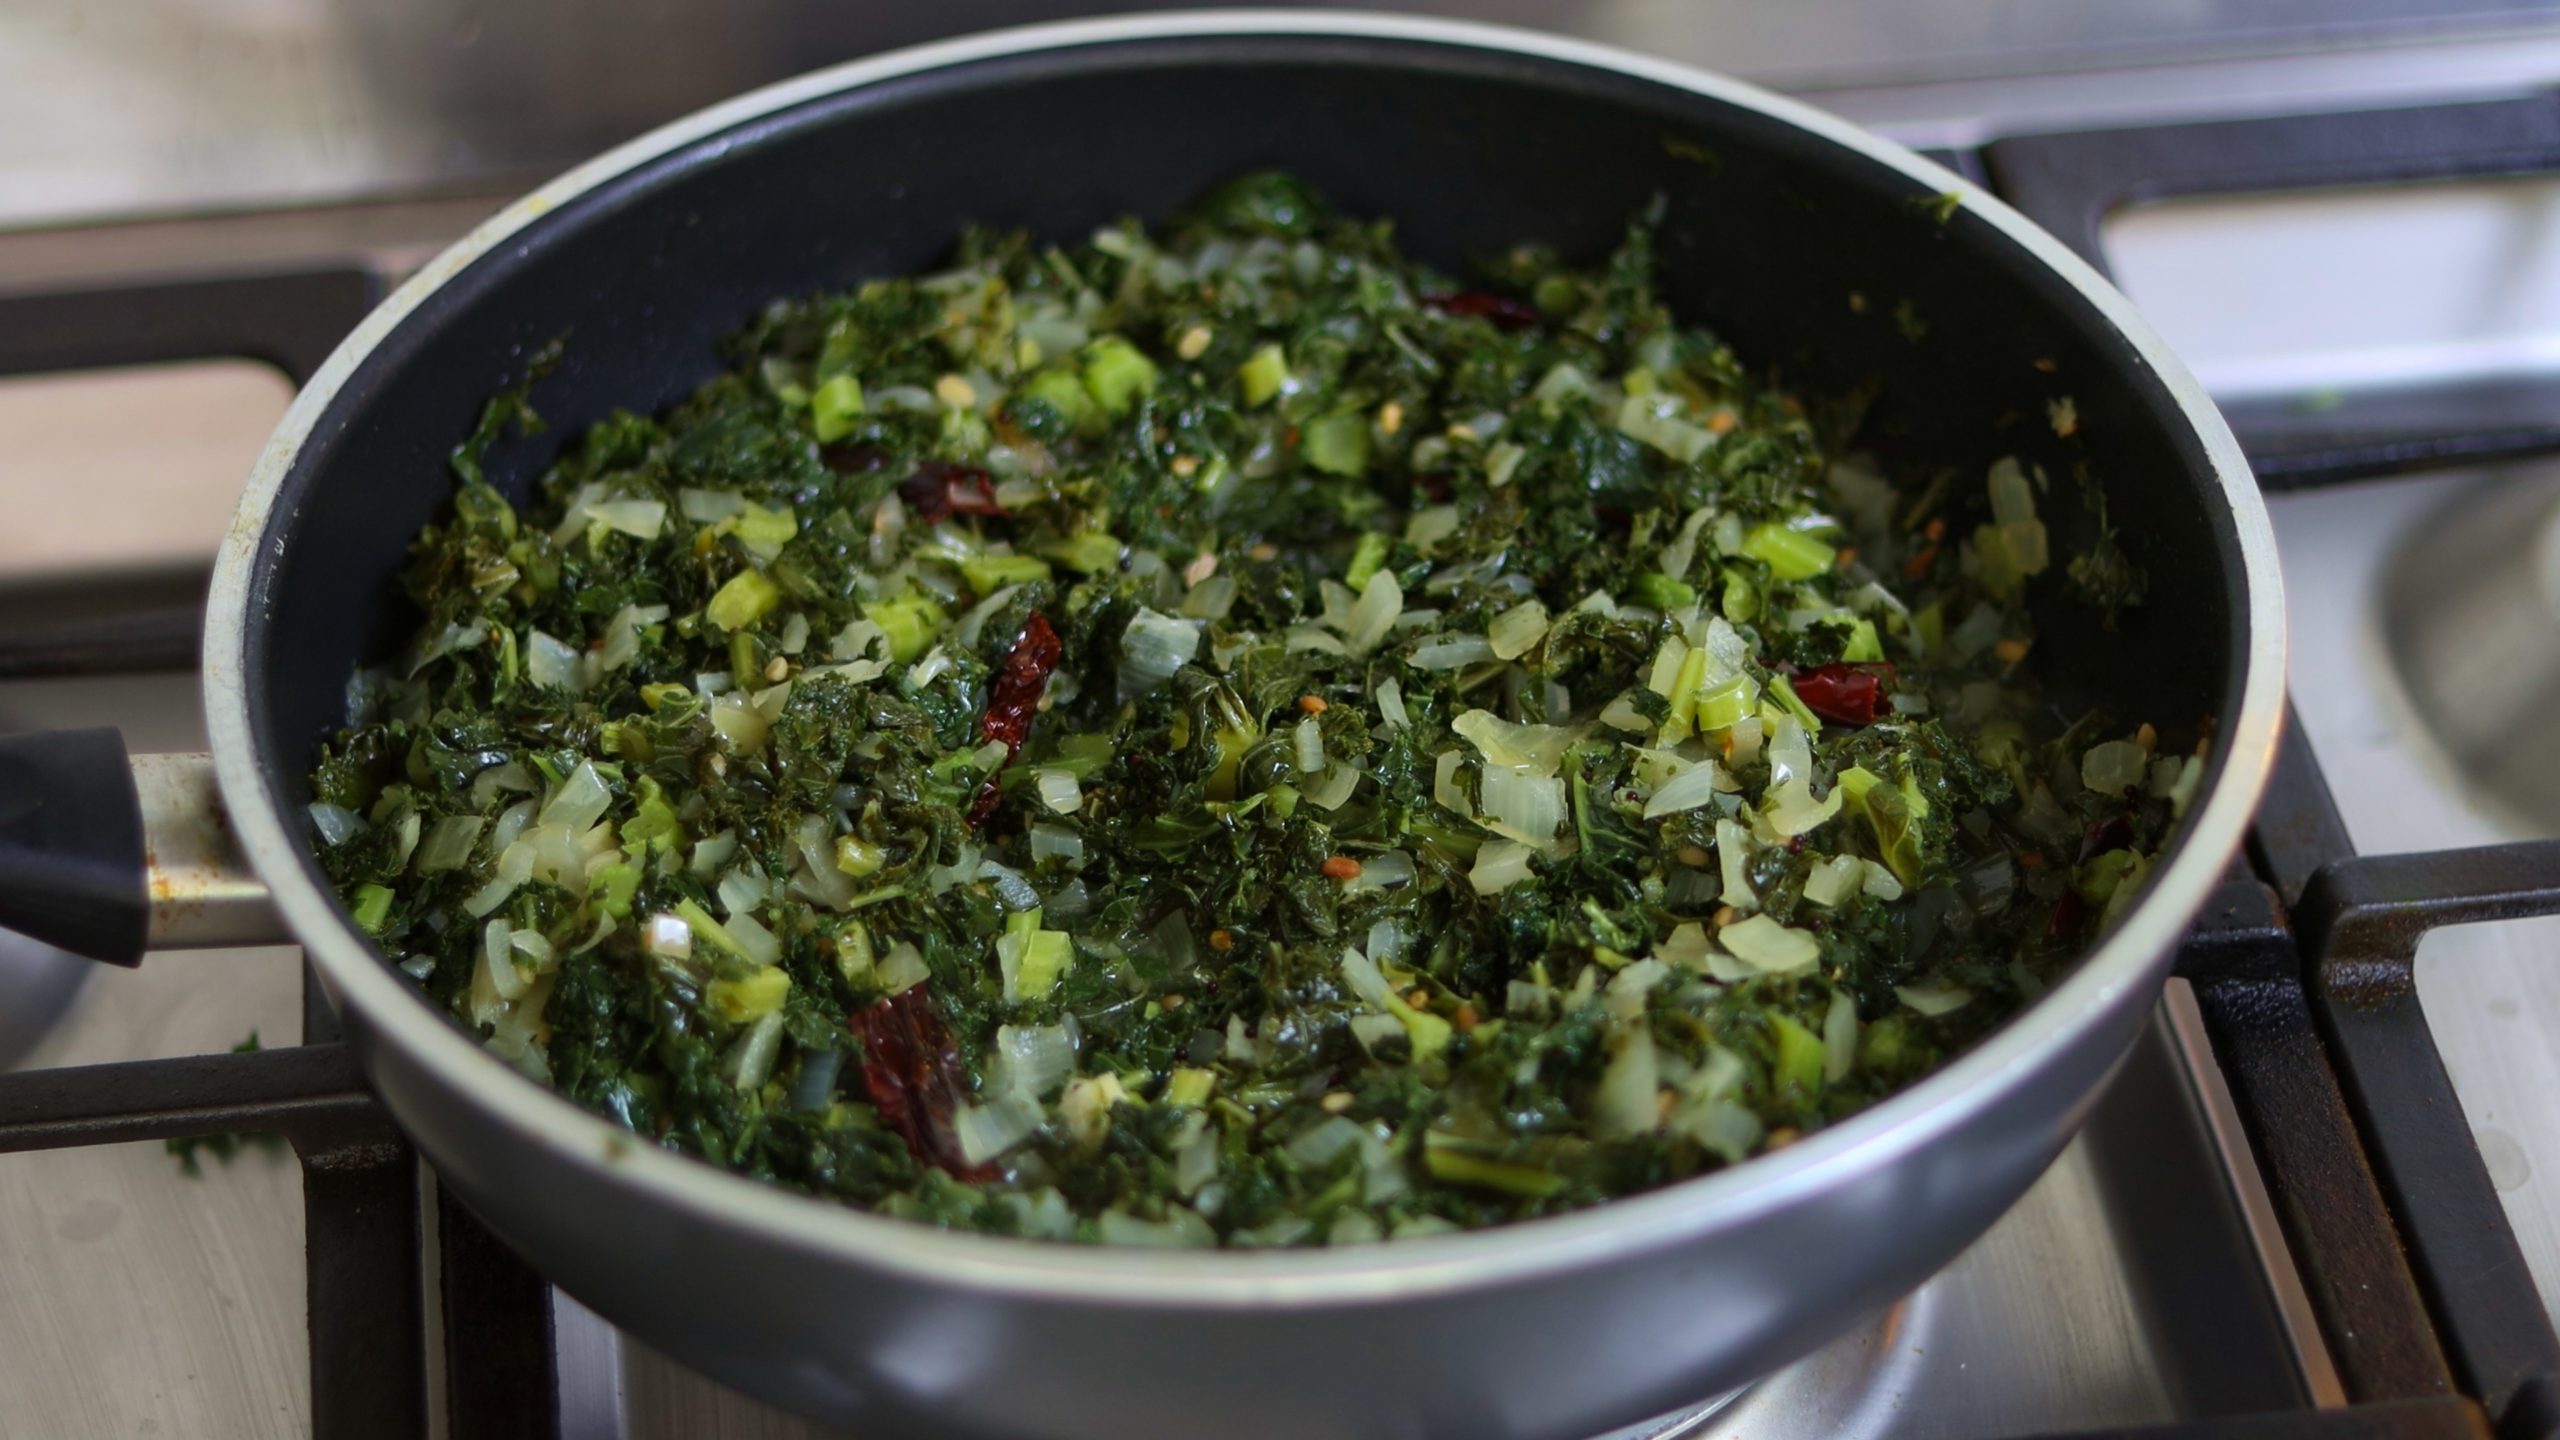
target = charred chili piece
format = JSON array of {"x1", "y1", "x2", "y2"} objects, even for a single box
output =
[
  {"x1": 1792, "y1": 662, "x2": 1896, "y2": 727},
  {"x1": 1422, "y1": 291, "x2": 1540, "y2": 329},
  {"x1": 969, "y1": 612, "x2": 1064, "y2": 827},
  {"x1": 845, "y1": 986, "x2": 995, "y2": 1181},
  {"x1": 897, "y1": 460, "x2": 1006, "y2": 524}
]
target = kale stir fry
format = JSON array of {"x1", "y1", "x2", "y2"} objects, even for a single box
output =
[{"x1": 309, "y1": 174, "x2": 2197, "y2": 1246}]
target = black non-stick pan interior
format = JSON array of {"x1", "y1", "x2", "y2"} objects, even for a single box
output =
[{"x1": 247, "y1": 33, "x2": 2245, "y2": 889}]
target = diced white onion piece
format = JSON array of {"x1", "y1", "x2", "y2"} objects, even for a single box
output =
[
  {"x1": 1719, "y1": 914, "x2": 1821, "y2": 974},
  {"x1": 1598, "y1": 691, "x2": 1653, "y2": 734},
  {"x1": 525, "y1": 629, "x2": 587, "y2": 692},
  {"x1": 1351, "y1": 849, "x2": 1415, "y2": 892},
  {"x1": 722, "y1": 911, "x2": 782, "y2": 968},
  {"x1": 1591, "y1": 1024, "x2": 1661, "y2": 1138},
  {"x1": 1617, "y1": 393, "x2": 1715, "y2": 462},
  {"x1": 678, "y1": 488, "x2": 747, "y2": 524},
  {"x1": 1433, "y1": 750, "x2": 1470, "y2": 815},
  {"x1": 1285, "y1": 1115, "x2": 1366, "y2": 1168},
  {"x1": 721, "y1": 1010, "x2": 786, "y2": 1091},
  {"x1": 992, "y1": 1023, "x2": 1077, "y2": 1103},
  {"x1": 1365, "y1": 919, "x2": 1407, "y2": 962},
  {"x1": 462, "y1": 840, "x2": 535, "y2": 918},
  {"x1": 1659, "y1": 506, "x2": 1714, "y2": 585},
  {"x1": 1768, "y1": 716, "x2": 1812, "y2": 787},
  {"x1": 689, "y1": 829, "x2": 739, "y2": 878},
  {"x1": 778, "y1": 610, "x2": 811, "y2": 656},
  {"x1": 1374, "y1": 677, "x2": 1409, "y2": 728},
  {"x1": 540, "y1": 761, "x2": 612, "y2": 832},
  {"x1": 955, "y1": 584, "x2": 1024, "y2": 651},
  {"x1": 1029, "y1": 823, "x2": 1085, "y2": 869},
  {"x1": 1404, "y1": 504, "x2": 1461, "y2": 553},
  {"x1": 1717, "y1": 818, "x2": 1757, "y2": 911},
  {"x1": 1407, "y1": 634, "x2": 1495, "y2": 670},
  {"x1": 1468, "y1": 839, "x2": 1537, "y2": 895},
  {"x1": 1478, "y1": 765, "x2": 1565, "y2": 845},
  {"x1": 1118, "y1": 607, "x2": 1202, "y2": 698},
  {"x1": 481, "y1": 918, "x2": 527, "y2": 1001},
  {"x1": 977, "y1": 858, "x2": 1041, "y2": 912},
  {"x1": 1285, "y1": 625, "x2": 1351, "y2": 656},
  {"x1": 587, "y1": 497, "x2": 666, "y2": 540},
  {"x1": 709, "y1": 692, "x2": 773, "y2": 752},
  {"x1": 1655, "y1": 922, "x2": 1713, "y2": 970},
  {"x1": 415, "y1": 815, "x2": 484, "y2": 873},
  {"x1": 1451, "y1": 709, "x2": 1576, "y2": 776},
  {"x1": 1813, "y1": 996, "x2": 1856, "y2": 1095},
  {"x1": 1644, "y1": 762, "x2": 1723, "y2": 819},
  {"x1": 831, "y1": 618, "x2": 889, "y2": 664},
  {"x1": 598, "y1": 604, "x2": 670, "y2": 670},
  {"x1": 876, "y1": 941, "x2": 929, "y2": 994},
  {"x1": 1861, "y1": 858, "x2": 1906, "y2": 901},
  {"x1": 1175, "y1": 1120, "x2": 1220, "y2": 1196},
  {"x1": 1096, "y1": 1207, "x2": 1216, "y2": 1249},
  {"x1": 716, "y1": 863, "x2": 769, "y2": 919},
  {"x1": 1487, "y1": 598, "x2": 1549, "y2": 661},
  {"x1": 1647, "y1": 635, "x2": 1691, "y2": 698},
  {"x1": 1180, "y1": 573, "x2": 1237, "y2": 621},
  {"x1": 1341, "y1": 570, "x2": 1403, "y2": 656},
  {"x1": 2082, "y1": 739, "x2": 2150, "y2": 795},
  {"x1": 547, "y1": 482, "x2": 606, "y2": 543},
  {"x1": 1034, "y1": 766, "x2": 1082, "y2": 816},
  {"x1": 1681, "y1": 1098, "x2": 1765, "y2": 1164},
  {"x1": 509, "y1": 928, "x2": 557, "y2": 969},
  {"x1": 1604, "y1": 958, "x2": 1668, "y2": 1021},
  {"x1": 1897, "y1": 981, "x2": 1975, "y2": 1016},
  {"x1": 468, "y1": 761, "x2": 537, "y2": 810},
  {"x1": 954, "y1": 1096, "x2": 1044, "y2": 1165},
  {"x1": 1803, "y1": 853, "x2": 1865, "y2": 908},
  {"x1": 1762, "y1": 777, "x2": 1845, "y2": 838},
  {"x1": 1305, "y1": 762, "x2": 1360, "y2": 811},
  {"x1": 308, "y1": 803, "x2": 363, "y2": 847},
  {"x1": 645, "y1": 912, "x2": 693, "y2": 960}
]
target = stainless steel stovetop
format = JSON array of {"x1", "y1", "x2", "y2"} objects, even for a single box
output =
[{"x1": 5, "y1": 6, "x2": 2558, "y2": 1438}]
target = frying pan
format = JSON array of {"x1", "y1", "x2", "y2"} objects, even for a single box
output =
[{"x1": 0, "y1": 13, "x2": 2284, "y2": 1438}]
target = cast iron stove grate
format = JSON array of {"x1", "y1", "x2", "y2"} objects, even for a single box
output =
[{"x1": 5, "y1": 94, "x2": 2560, "y2": 1439}]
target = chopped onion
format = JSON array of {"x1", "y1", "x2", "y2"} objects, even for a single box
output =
[
  {"x1": 1404, "y1": 504, "x2": 1462, "y2": 553},
  {"x1": 1468, "y1": 839, "x2": 1537, "y2": 895},
  {"x1": 978, "y1": 858, "x2": 1041, "y2": 912},
  {"x1": 1096, "y1": 1207, "x2": 1215, "y2": 1249},
  {"x1": 1896, "y1": 981, "x2": 1975, "y2": 1017},
  {"x1": 1029, "y1": 823, "x2": 1085, "y2": 869},
  {"x1": 1118, "y1": 607, "x2": 1202, "y2": 699},
  {"x1": 1292, "y1": 716, "x2": 1327, "y2": 776},
  {"x1": 1433, "y1": 750, "x2": 1470, "y2": 815},
  {"x1": 1680, "y1": 1098, "x2": 1765, "y2": 1164},
  {"x1": 1761, "y1": 777, "x2": 1845, "y2": 838},
  {"x1": 469, "y1": 761, "x2": 537, "y2": 810},
  {"x1": 1643, "y1": 762, "x2": 1723, "y2": 819},
  {"x1": 1655, "y1": 922, "x2": 1714, "y2": 970},
  {"x1": 690, "y1": 829, "x2": 739, "y2": 878},
  {"x1": 991, "y1": 1023, "x2": 1076, "y2": 1102},
  {"x1": 722, "y1": 1011, "x2": 786, "y2": 1091},
  {"x1": 1365, "y1": 919, "x2": 1407, "y2": 962},
  {"x1": 1604, "y1": 958, "x2": 1668, "y2": 1021},
  {"x1": 876, "y1": 941, "x2": 929, "y2": 994},
  {"x1": 716, "y1": 863, "x2": 769, "y2": 919},
  {"x1": 480, "y1": 918, "x2": 527, "y2": 1001},
  {"x1": 679, "y1": 488, "x2": 747, "y2": 524},
  {"x1": 1823, "y1": 988, "x2": 1859, "y2": 1082},
  {"x1": 1659, "y1": 506, "x2": 1714, "y2": 585},
  {"x1": 1285, "y1": 1116, "x2": 1366, "y2": 1167},
  {"x1": 1034, "y1": 766, "x2": 1082, "y2": 816},
  {"x1": 1180, "y1": 573, "x2": 1237, "y2": 621},
  {"x1": 1861, "y1": 858, "x2": 1906, "y2": 902},
  {"x1": 1175, "y1": 1120, "x2": 1220, "y2": 1196},
  {"x1": 1304, "y1": 761, "x2": 1360, "y2": 811},
  {"x1": 1717, "y1": 818, "x2": 1757, "y2": 910},
  {"x1": 1803, "y1": 853, "x2": 1864, "y2": 908},
  {"x1": 1408, "y1": 634, "x2": 1495, "y2": 670},
  {"x1": 415, "y1": 815, "x2": 484, "y2": 873},
  {"x1": 1720, "y1": 914, "x2": 1821, "y2": 974},
  {"x1": 586, "y1": 497, "x2": 666, "y2": 540},
  {"x1": 1487, "y1": 598, "x2": 1549, "y2": 661},
  {"x1": 462, "y1": 840, "x2": 534, "y2": 918},
  {"x1": 709, "y1": 691, "x2": 773, "y2": 752},
  {"x1": 1340, "y1": 570, "x2": 1403, "y2": 656},
  {"x1": 1451, "y1": 709, "x2": 1576, "y2": 776},
  {"x1": 1351, "y1": 850, "x2": 1415, "y2": 892},
  {"x1": 645, "y1": 912, "x2": 693, "y2": 961},
  {"x1": 722, "y1": 912, "x2": 782, "y2": 968},
  {"x1": 1375, "y1": 677, "x2": 1409, "y2": 728},
  {"x1": 525, "y1": 629, "x2": 588, "y2": 692},
  {"x1": 308, "y1": 803, "x2": 363, "y2": 847},
  {"x1": 1478, "y1": 765, "x2": 1564, "y2": 845},
  {"x1": 540, "y1": 761, "x2": 612, "y2": 832},
  {"x1": 955, "y1": 583, "x2": 1025, "y2": 652},
  {"x1": 1286, "y1": 625, "x2": 1351, "y2": 656},
  {"x1": 1591, "y1": 1024, "x2": 1661, "y2": 1138},
  {"x1": 954, "y1": 1096, "x2": 1044, "y2": 1165},
  {"x1": 2081, "y1": 739, "x2": 2149, "y2": 795},
  {"x1": 789, "y1": 816, "x2": 859, "y2": 910}
]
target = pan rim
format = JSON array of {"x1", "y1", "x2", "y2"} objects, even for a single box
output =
[{"x1": 203, "y1": 7, "x2": 2286, "y2": 1306}]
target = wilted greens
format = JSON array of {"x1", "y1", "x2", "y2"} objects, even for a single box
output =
[{"x1": 309, "y1": 174, "x2": 2190, "y2": 1247}]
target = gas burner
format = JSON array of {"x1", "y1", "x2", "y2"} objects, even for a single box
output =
[
  {"x1": 2382, "y1": 468, "x2": 2560, "y2": 834},
  {"x1": 0, "y1": 925, "x2": 87, "y2": 1068}
]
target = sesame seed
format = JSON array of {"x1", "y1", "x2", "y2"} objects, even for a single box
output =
[
  {"x1": 763, "y1": 656, "x2": 790, "y2": 682},
  {"x1": 1993, "y1": 637, "x2": 2032, "y2": 665},
  {"x1": 1208, "y1": 929, "x2": 1235, "y2": 952},
  {"x1": 1677, "y1": 844, "x2": 1710, "y2": 868},
  {"x1": 1297, "y1": 694, "x2": 1328, "y2": 714},
  {"x1": 1171, "y1": 454, "x2": 1198, "y2": 478},
  {"x1": 1161, "y1": 993, "x2": 1186, "y2": 1011},
  {"x1": 1248, "y1": 542, "x2": 1280, "y2": 562},
  {"x1": 1378, "y1": 400, "x2": 1405, "y2": 435},
  {"x1": 933, "y1": 374, "x2": 977, "y2": 408},
  {"x1": 1712, "y1": 904, "x2": 1738, "y2": 928},
  {"x1": 1320, "y1": 1091, "x2": 1354, "y2": 1113},
  {"x1": 1183, "y1": 551, "x2": 1218, "y2": 586},
  {"x1": 1320, "y1": 855, "x2": 1361, "y2": 881},
  {"x1": 2135, "y1": 722, "x2": 2158, "y2": 752},
  {"x1": 1177, "y1": 325, "x2": 1213, "y2": 360}
]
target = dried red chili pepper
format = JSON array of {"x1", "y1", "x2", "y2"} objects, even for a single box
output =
[
  {"x1": 845, "y1": 986, "x2": 995, "y2": 1181},
  {"x1": 821, "y1": 441, "x2": 893, "y2": 475},
  {"x1": 1792, "y1": 662, "x2": 1895, "y2": 727},
  {"x1": 2045, "y1": 887, "x2": 2086, "y2": 944},
  {"x1": 1423, "y1": 291, "x2": 1540, "y2": 329},
  {"x1": 896, "y1": 461, "x2": 1005, "y2": 524},
  {"x1": 967, "y1": 612, "x2": 1064, "y2": 828}
]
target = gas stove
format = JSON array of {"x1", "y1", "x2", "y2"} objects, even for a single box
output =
[{"x1": 4, "y1": 8, "x2": 2559, "y2": 1439}]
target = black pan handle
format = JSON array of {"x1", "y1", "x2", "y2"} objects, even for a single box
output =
[{"x1": 0, "y1": 729, "x2": 284, "y2": 964}]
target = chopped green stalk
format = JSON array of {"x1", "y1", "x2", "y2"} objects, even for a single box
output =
[
  {"x1": 1424, "y1": 1137, "x2": 1565, "y2": 1197},
  {"x1": 622, "y1": 778, "x2": 682, "y2": 856},
  {"x1": 1042, "y1": 530, "x2": 1124, "y2": 575},
  {"x1": 835, "y1": 835, "x2": 887, "y2": 878},
  {"x1": 1720, "y1": 566, "x2": 1759, "y2": 622},
  {"x1": 1238, "y1": 343, "x2": 1290, "y2": 406},
  {"x1": 1633, "y1": 572, "x2": 1697, "y2": 610},
  {"x1": 861, "y1": 595, "x2": 945, "y2": 661},
  {"x1": 705, "y1": 569, "x2": 781, "y2": 632},
  {"x1": 592, "y1": 862, "x2": 642, "y2": 919},
  {"x1": 675, "y1": 899, "x2": 754, "y2": 966},
  {"x1": 960, "y1": 553, "x2": 1054, "y2": 594},
  {"x1": 1840, "y1": 618, "x2": 1884, "y2": 663},
  {"x1": 1771, "y1": 1013, "x2": 1826, "y2": 1099},
  {"x1": 1741, "y1": 522, "x2": 1837, "y2": 581},
  {"x1": 1345, "y1": 531, "x2": 1392, "y2": 590},
  {"x1": 349, "y1": 883, "x2": 394, "y2": 933},
  {"x1": 810, "y1": 374, "x2": 865, "y2": 442},
  {"x1": 733, "y1": 502, "x2": 798, "y2": 556},
  {"x1": 1165, "y1": 1068, "x2": 1216, "y2": 1106},
  {"x1": 1019, "y1": 368, "x2": 1097, "y2": 434},
  {"x1": 1767, "y1": 675, "x2": 1822, "y2": 734},
  {"x1": 1082, "y1": 336, "x2": 1159, "y2": 415},
  {"x1": 1693, "y1": 674, "x2": 1760, "y2": 732},
  {"x1": 708, "y1": 966, "x2": 791, "y2": 1023},
  {"x1": 2074, "y1": 848, "x2": 2142, "y2": 904},
  {"x1": 1302, "y1": 411, "x2": 1371, "y2": 477}
]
